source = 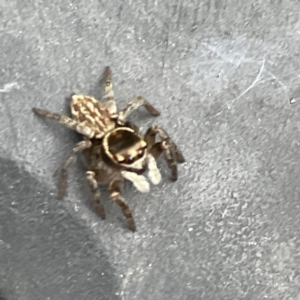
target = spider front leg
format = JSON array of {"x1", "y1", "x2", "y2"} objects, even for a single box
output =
[
  {"x1": 32, "y1": 108, "x2": 96, "y2": 138},
  {"x1": 117, "y1": 96, "x2": 160, "y2": 124},
  {"x1": 109, "y1": 179, "x2": 136, "y2": 231},
  {"x1": 102, "y1": 67, "x2": 117, "y2": 114},
  {"x1": 86, "y1": 171, "x2": 105, "y2": 219},
  {"x1": 58, "y1": 140, "x2": 92, "y2": 197},
  {"x1": 144, "y1": 126, "x2": 185, "y2": 181}
]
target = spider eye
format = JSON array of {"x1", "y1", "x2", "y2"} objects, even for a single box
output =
[
  {"x1": 116, "y1": 155, "x2": 134, "y2": 164},
  {"x1": 124, "y1": 155, "x2": 134, "y2": 164},
  {"x1": 137, "y1": 149, "x2": 144, "y2": 158}
]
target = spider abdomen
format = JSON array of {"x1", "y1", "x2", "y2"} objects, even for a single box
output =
[{"x1": 71, "y1": 94, "x2": 115, "y2": 138}]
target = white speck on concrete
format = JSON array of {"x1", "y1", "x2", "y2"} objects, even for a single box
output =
[{"x1": 0, "y1": 82, "x2": 20, "y2": 93}]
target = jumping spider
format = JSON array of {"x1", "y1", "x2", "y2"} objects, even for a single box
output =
[{"x1": 33, "y1": 67, "x2": 184, "y2": 231}]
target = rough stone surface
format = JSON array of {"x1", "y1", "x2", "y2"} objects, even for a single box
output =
[{"x1": 1, "y1": 1, "x2": 300, "y2": 299}]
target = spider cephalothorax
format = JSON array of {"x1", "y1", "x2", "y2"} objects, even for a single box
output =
[
  {"x1": 33, "y1": 67, "x2": 184, "y2": 231},
  {"x1": 102, "y1": 127, "x2": 148, "y2": 171}
]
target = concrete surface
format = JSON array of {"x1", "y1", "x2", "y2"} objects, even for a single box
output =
[{"x1": 1, "y1": 0, "x2": 300, "y2": 299}]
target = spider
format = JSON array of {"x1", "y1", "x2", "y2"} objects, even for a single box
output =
[{"x1": 33, "y1": 67, "x2": 185, "y2": 231}]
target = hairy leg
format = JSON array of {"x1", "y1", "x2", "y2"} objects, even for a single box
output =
[
  {"x1": 109, "y1": 180, "x2": 136, "y2": 231},
  {"x1": 102, "y1": 67, "x2": 117, "y2": 114},
  {"x1": 148, "y1": 142, "x2": 165, "y2": 160},
  {"x1": 33, "y1": 108, "x2": 95, "y2": 138},
  {"x1": 86, "y1": 171, "x2": 105, "y2": 219},
  {"x1": 118, "y1": 96, "x2": 160, "y2": 123},
  {"x1": 58, "y1": 140, "x2": 92, "y2": 197},
  {"x1": 144, "y1": 126, "x2": 185, "y2": 181},
  {"x1": 145, "y1": 126, "x2": 185, "y2": 162}
]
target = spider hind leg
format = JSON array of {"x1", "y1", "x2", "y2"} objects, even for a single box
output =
[
  {"x1": 109, "y1": 180, "x2": 136, "y2": 231},
  {"x1": 58, "y1": 140, "x2": 92, "y2": 197},
  {"x1": 86, "y1": 171, "x2": 106, "y2": 219},
  {"x1": 102, "y1": 66, "x2": 117, "y2": 114}
]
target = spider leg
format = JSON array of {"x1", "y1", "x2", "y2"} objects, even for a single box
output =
[
  {"x1": 58, "y1": 140, "x2": 92, "y2": 197},
  {"x1": 146, "y1": 140, "x2": 178, "y2": 179},
  {"x1": 86, "y1": 171, "x2": 106, "y2": 219},
  {"x1": 109, "y1": 180, "x2": 136, "y2": 231},
  {"x1": 145, "y1": 126, "x2": 185, "y2": 162},
  {"x1": 32, "y1": 108, "x2": 96, "y2": 138},
  {"x1": 147, "y1": 142, "x2": 165, "y2": 160},
  {"x1": 118, "y1": 96, "x2": 160, "y2": 123},
  {"x1": 102, "y1": 67, "x2": 117, "y2": 114},
  {"x1": 144, "y1": 126, "x2": 185, "y2": 181},
  {"x1": 164, "y1": 143, "x2": 179, "y2": 181}
]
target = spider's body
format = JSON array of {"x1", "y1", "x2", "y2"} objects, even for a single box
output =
[{"x1": 33, "y1": 67, "x2": 184, "y2": 231}]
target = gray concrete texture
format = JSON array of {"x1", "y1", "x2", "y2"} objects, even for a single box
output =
[{"x1": 1, "y1": 0, "x2": 300, "y2": 299}]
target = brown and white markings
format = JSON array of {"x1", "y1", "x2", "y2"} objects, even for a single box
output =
[{"x1": 33, "y1": 67, "x2": 185, "y2": 231}]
